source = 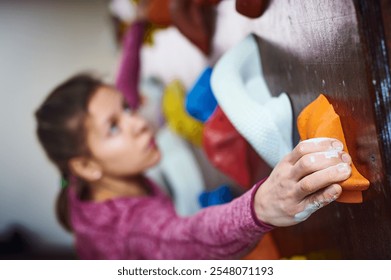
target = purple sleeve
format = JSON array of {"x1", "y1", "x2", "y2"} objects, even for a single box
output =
[
  {"x1": 115, "y1": 21, "x2": 146, "y2": 109},
  {"x1": 126, "y1": 180, "x2": 274, "y2": 259}
]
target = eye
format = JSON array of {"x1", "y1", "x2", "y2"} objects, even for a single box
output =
[
  {"x1": 123, "y1": 102, "x2": 132, "y2": 114},
  {"x1": 109, "y1": 121, "x2": 120, "y2": 135}
]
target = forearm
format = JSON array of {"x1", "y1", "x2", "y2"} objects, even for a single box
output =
[
  {"x1": 129, "y1": 181, "x2": 274, "y2": 259},
  {"x1": 115, "y1": 21, "x2": 146, "y2": 109}
]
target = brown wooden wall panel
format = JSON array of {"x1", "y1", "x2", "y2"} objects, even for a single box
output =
[{"x1": 251, "y1": 0, "x2": 391, "y2": 259}]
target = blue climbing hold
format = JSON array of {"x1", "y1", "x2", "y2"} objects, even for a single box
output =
[
  {"x1": 198, "y1": 185, "x2": 234, "y2": 208},
  {"x1": 186, "y1": 67, "x2": 217, "y2": 123}
]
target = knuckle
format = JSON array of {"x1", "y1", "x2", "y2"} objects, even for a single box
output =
[
  {"x1": 296, "y1": 142, "x2": 307, "y2": 156},
  {"x1": 280, "y1": 201, "x2": 296, "y2": 218},
  {"x1": 274, "y1": 171, "x2": 282, "y2": 182},
  {"x1": 289, "y1": 167, "x2": 297, "y2": 179},
  {"x1": 281, "y1": 153, "x2": 291, "y2": 164},
  {"x1": 325, "y1": 168, "x2": 336, "y2": 183},
  {"x1": 288, "y1": 205, "x2": 300, "y2": 218},
  {"x1": 299, "y1": 156, "x2": 312, "y2": 171},
  {"x1": 320, "y1": 194, "x2": 333, "y2": 205},
  {"x1": 299, "y1": 179, "x2": 312, "y2": 193}
]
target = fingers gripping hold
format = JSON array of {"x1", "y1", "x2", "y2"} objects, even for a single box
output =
[
  {"x1": 291, "y1": 150, "x2": 351, "y2": 181},
  {"x1": 294, "y1": 184, "x2": 342, "y2": 223},
  {"x1": 297, "y1": 162, "x2": 351, "y2": 198},
  {"x1": 288, "y1": 137, "x2": 344, "y2": 164},
  {"x1": 253, "y1": 137, "x2": 350, "y2": 227}
]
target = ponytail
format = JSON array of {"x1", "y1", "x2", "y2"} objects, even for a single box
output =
[
  {"x1": 56, "y1": 186, "x2": 72, "y2": 232},
  {"x1": 35, "y1": 73, "x2": 103, "y2": 232}
]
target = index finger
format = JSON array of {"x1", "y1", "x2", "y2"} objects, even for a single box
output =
[{"x1": 288, "y1": 137, "x2": 344, "y2": 164}]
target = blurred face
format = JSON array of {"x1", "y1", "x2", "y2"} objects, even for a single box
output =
[{"x1": 84, "y1": 86, "x2": 161, "y2": 178}]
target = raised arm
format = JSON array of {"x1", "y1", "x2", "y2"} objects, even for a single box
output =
[
  {"x1": 126, "y1": 182, "x2": 273, "y2": 259},
  {"x1": 115, "y1": 20, "x2": 146, "y2": 109},
  {"x1": 126, "y1": 137, "x2": 351, "y2": 259}
]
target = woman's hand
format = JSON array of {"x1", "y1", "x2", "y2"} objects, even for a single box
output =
[
  {"x1": 254, "y1": 137, "x2": 352, "y2": 227},
  {"x1": 135, "y1": 0, "x2": 150, "y2": 21}
]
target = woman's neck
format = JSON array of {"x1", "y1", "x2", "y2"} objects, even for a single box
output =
[{"x1": 89, "y1": 174, "x2": 150, "y2": 202}]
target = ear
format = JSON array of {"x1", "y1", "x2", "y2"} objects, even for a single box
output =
[{"x1": 69, "y1": 157, "x2": 102, "y2": 182}]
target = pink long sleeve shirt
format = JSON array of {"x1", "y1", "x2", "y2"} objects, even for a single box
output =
[{"x1": 68, "y1": 179, "x2": 273, "y2": 259}]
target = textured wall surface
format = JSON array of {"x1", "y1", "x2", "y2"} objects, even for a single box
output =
[{"x1": 250, "y1": 0, "x2": 391, "y2": 259}]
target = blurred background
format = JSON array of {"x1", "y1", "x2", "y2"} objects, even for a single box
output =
[
  {"x1": 0, "y1": 0, "x2": 255, "y2": 259},
  {"x1": 0, "y1": 0, "x2": 120, "y2": 259}
]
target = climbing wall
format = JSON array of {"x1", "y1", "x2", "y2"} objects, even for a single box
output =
[{"x1": 251, "y1": 0, "x2": 391, "y2": 259}]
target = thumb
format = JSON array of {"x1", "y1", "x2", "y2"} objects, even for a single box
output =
[{"x1": 293, "y1": 184, "x2": 342, "y2": 223}]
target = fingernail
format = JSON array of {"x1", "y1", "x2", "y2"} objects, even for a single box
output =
[
  {"x1": 328, "y1": 184, "x2": 341, "y2": 202},
  {"x1": 341, "y1": 153, "x2": 351, "y2": 163},
  {"x1": 330, "y1": 185, "x2": 341, "y2": 198},
  {"x1": 337, "y1": 163, "x2": 350, "y2": 173},
  {"x1": 332, "y1": 141, "x2": 343, "y2": 151}
]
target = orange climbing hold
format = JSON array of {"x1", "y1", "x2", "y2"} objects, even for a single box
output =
[{"x1": 297, "y1": 94, "x2": 370, "y2": 203}]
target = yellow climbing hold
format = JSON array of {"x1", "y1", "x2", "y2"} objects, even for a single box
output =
[{"x1": 162, "y1": 80, "x2": 204, "y2": 146}]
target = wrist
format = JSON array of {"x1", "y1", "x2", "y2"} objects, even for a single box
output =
[{"x1": 250, "y1": 178, "x2": 274, "y2": 230}]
